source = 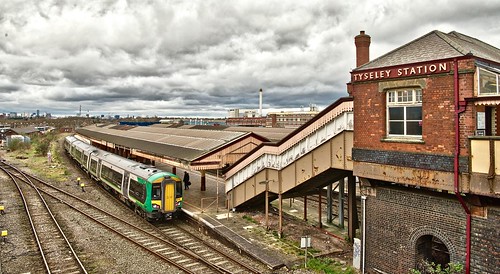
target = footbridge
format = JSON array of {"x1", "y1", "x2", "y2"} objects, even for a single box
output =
[{"x1": 224, "y1": 97, "x2": 357, "y2": 236}]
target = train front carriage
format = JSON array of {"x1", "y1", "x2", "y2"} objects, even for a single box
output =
[{"x1": 148, "y1": 173, "x2": 183, "y2": 220}]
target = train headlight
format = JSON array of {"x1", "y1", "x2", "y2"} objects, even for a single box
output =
[{"x1": 152, "y1": 204, "x2": 160, "y2": 209}]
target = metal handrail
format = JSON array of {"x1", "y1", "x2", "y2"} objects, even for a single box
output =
[{"x1": 200, "y1": 197, "x2": 218, "y2": 213}]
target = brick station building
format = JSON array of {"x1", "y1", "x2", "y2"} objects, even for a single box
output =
[{"x1": 348, "y1": 31, "x2": 499, "y2": 273}]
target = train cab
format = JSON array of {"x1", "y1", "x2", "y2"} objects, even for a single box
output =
[{"x1": 149, "y1": 174, "x2": 183, "y2": 220}]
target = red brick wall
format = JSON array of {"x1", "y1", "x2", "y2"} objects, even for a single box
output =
[
  {"x1": 353, "y1": 81, "x2": 384, "y2": 147},
  {"x1": 352, "y1": 60, "x2": 476, "y2": 157},
  {"x1": 365, "y1": 186, "x2": 499, "y2": 274}
]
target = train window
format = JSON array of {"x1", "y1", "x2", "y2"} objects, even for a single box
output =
[
  {"x1": 112, "y1": 170, "x2": 123, "y2": 186},
  {"x1": 74, "y1": 149, "x2": 82, "y2": 161},
  {"x1": 90, "y1": 159, "x2": 98, "y2": 173},
  {"x1": 101, "y1": 165, "x2": 123, "y2": 190},
  {"x1": 129, "y1": 179, "x2": 146, "y2": 203},
  {"x1": 152, "y1": 184, "x2": 161, "y2": 200}
]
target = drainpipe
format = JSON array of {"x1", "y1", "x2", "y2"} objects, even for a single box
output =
[{"x1": 453, "y1": 58, "x2": 471, "y2": 274}]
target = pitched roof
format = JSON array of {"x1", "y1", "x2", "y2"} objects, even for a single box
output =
[
  {"x1": 11, "y1": 127, "x2": 40, "y2": 135},
  {"x1": 76, "y1": 124, "x2": 266, "y2": 162},
  {"x1": 354, "y1": 30, "x2": 500, "y2": 71}
]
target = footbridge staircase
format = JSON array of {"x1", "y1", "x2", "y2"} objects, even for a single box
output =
[{"x1": 224, "y1": 97, "x2": 354, "y2": 210}]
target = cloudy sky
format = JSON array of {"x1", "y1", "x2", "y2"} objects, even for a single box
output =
[{"x1": 1, "y1": 0, "x2": 499, "y2": 118}]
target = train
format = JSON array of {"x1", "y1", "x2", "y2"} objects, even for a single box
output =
[{"x1": 64, "y1": 135, "x2": 183, "y2": 221}]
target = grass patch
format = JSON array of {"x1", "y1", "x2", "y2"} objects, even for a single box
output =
[
  {"x1": 4, "y1": 134, "x2": 72, "y2": 183},
  {"x1": 299, "y1": 257, "x2": 356, "y2": 274},
  {"x1": 242, "y1": 215, "x2": 258, "y2": 224}
]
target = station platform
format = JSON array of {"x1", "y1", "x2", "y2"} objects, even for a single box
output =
[
  {"x1": 178, "y1": 174, "x2": 288, "y2": 270},
  {"x1": 163, "y1": 166, "x2": 352, "y2": 270}
]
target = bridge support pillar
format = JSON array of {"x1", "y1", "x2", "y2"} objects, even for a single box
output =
[
  {"x1": 327, "y1": 184, "x2": 333, "y2": 224},
  {"x1": 339, "y1": 178, "x2": 345, "y2": 228},
  {"x1": 348, "y1": 174, "x2": 358, "y2": 241},
  {"x1": 278, "y1": 193, "x2": 283, "y2": 238},
  {"x1": 200, "y1": 170, "x2": 206, "y2": 191},
  {"x1": 318, "y1": 188, "x2": 323, "y2": 228},
  {"x1": 303, "y1": 195, "x2": 308, "y2": 221}
]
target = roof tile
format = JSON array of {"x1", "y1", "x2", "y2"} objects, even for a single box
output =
[{"x1": 355, "y1": 30, "x2": 500, "y2": 71}]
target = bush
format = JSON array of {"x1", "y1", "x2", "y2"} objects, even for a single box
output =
[
  {"x1": 7, "y1": 138, "x2": 30, "y2": 152},
  {"x1": 34, "y1": 139, "x2": 50, "y2": 156},
  {"x1": 32, "y1": 132, "x2": 57, "y2": 156},
  {"x1": 410, "y1": 261, "x2": 464, "y2": 274}
]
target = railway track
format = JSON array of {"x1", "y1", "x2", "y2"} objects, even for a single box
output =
[
  {"x1": 1, "y1": 160, "x2": 259, "y2": 273},
  {"x1": 156, "y1": 222, "x2": 260, "y2": 274},
  {"x1": 296, "y1": 191, "x2": 361, "y2": 219},
  {"x1": 0, "y1": 160, "x2": 88, "y2": 274}
]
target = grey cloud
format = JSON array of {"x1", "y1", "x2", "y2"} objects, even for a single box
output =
[{"x1": 0, "y1": 0, "x2": 498, "y2": 117}]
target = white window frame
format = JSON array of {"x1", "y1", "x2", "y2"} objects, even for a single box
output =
[
  {"x1": 386, "y1": 89, "x2": 423, "y2": 138},
  {"x1": 477, "y1": 67, "x2": 500, "y2": 96}
]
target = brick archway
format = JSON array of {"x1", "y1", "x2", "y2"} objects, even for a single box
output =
[{"x1": 409, "y1": 226, "x2": 458, "y2": 267}]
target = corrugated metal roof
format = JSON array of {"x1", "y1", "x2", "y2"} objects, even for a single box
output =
[
  {"x1": 140, "y1": 124, "x2": 293, "y2": 141},
  {"x1": 223, "y1": 126, "x2": 294, "y2": 142},
  {"x1": 355, "y1": 30, "x2": 500, "y2": 71},
  {"x1": 127, "y1": 126, "x2": 244, "y2": 142},
  {"x1": 76, "y1": 124, "x2": 249, "y2": 162},
  {"x1": 12, "y1": 127, "x2": 40, "y2": 134}
]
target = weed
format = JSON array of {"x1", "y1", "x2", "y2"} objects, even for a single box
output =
[
  {"x1": 296, "y1": 257, "x2": 355, "y2": 274},
  {"x1": 242, "y1": 215, "x2": 258, "y2": 224}
]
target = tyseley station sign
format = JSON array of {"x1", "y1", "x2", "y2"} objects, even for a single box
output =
[{"x1": 351, "y1": 61, "x2": 451, "y2": 82}]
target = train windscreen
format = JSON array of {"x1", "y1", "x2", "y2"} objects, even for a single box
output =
[{"x1": 152, "y1": 185, "x2": 161, "y2": 200}]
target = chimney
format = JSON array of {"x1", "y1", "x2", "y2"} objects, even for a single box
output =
[
  {"x1": 259, "y1": 88, "x2": 263, "y2": 117},
  {"x1": 355, "y1": 30, "x2": 371, "y2": 67}
]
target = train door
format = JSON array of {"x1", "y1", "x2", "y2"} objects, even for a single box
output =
[
  {"x1": 97, "y1": 159, "x2": 102, "y2": 180},
  {"x1": 83, "y1": 151, "x2": 90, "y2": 171},
  {"x1": 89, "y1": 155, "x2": 98, "y2": 178},
  {"x1": 123, "y1": 172, "x2": 130, "y2": 198},
  {"x1": 161, "y1": 179, "x2": 175, "y2": 213}
]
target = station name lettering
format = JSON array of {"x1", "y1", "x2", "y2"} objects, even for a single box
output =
[{"x1": 352, "y1": 62, "x2": 449, "y2": 82}]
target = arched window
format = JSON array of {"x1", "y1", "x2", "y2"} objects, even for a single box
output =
[{"x1": 415, "y1": 235, "x2": 450, "y2": 270}]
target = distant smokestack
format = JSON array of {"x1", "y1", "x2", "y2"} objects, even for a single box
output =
[
  {"x1": 259, "y1": 88, "x2": 263, "y2": 117},
  {"x1": 355, "y1": 30, "x2": 371, "y2": 67}
]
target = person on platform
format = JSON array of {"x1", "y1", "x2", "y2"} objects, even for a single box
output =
[{"x1": 183, "y1": 171, "x2": 191, "y2": 190}]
